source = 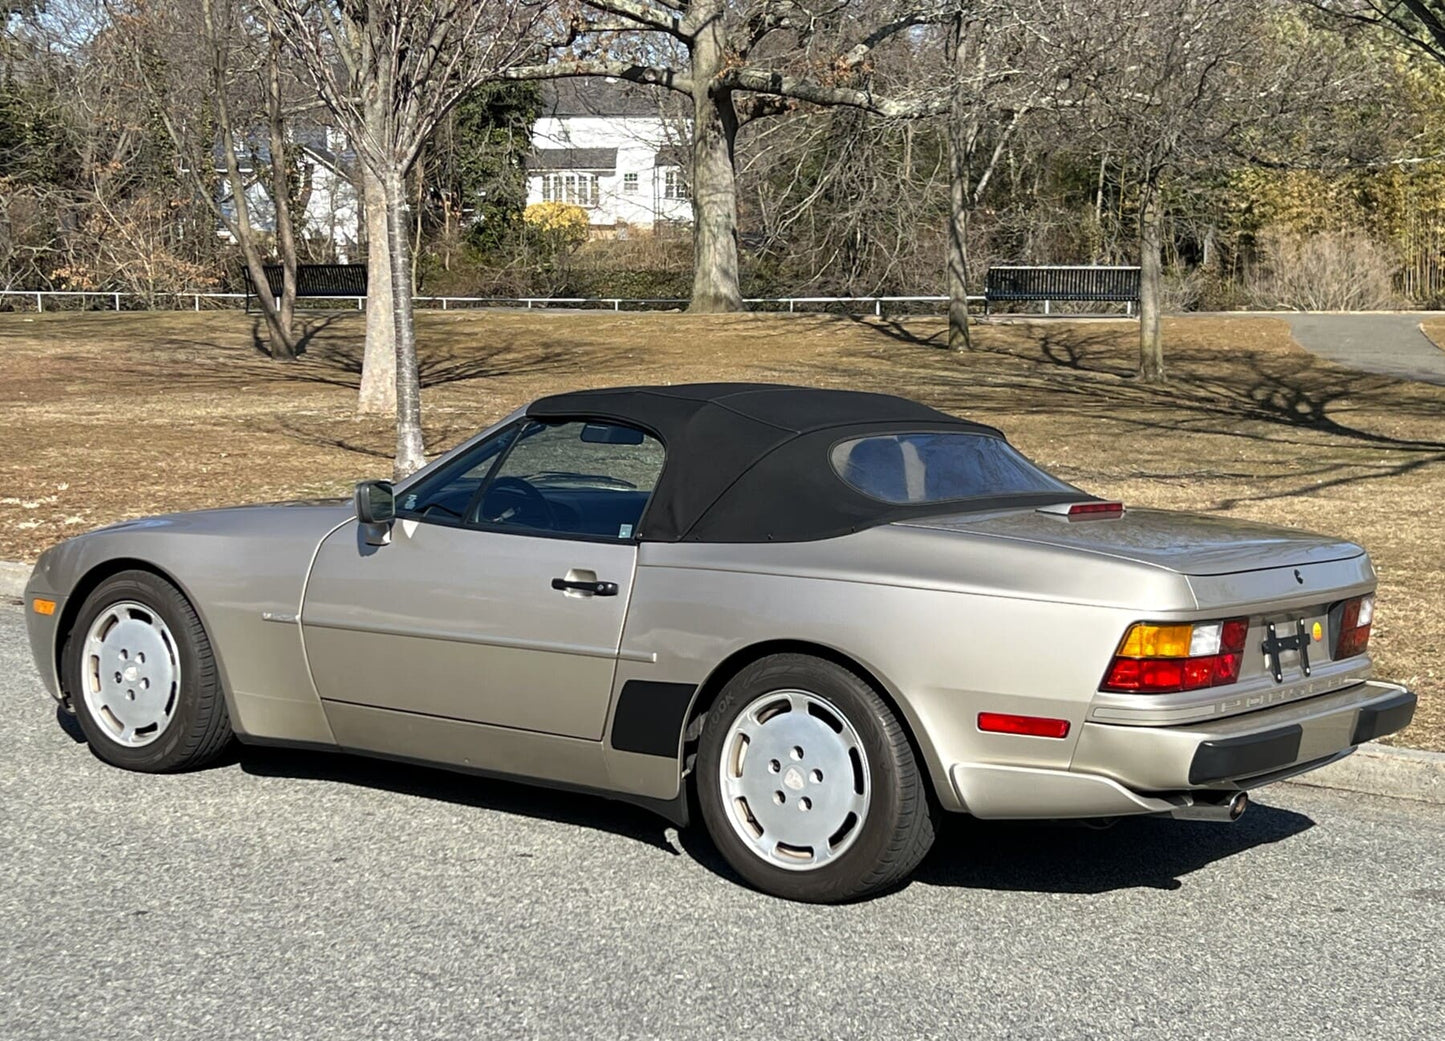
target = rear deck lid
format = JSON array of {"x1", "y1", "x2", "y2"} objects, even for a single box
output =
[{"x1": 896, "y1": 506, "x2": 1363, "y2": 576}]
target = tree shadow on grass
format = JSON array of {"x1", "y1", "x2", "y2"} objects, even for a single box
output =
[
  {"x1": 246, "y1": 314, "x2": 352, "y2": 359},
  {"x1": 101, "y1": 316, "x2": 611, "y2": 396},
  {"x1": 880, "y1": 318, "x2": 1445, "y2": 513},
  {"x1": 842, "y1": 318, "x2": 1445, "y2": 503}
]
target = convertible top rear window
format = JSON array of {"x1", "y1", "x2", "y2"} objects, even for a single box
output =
[{"x1": 830, "y1": 432, "x2": 1075, "y2": 504}]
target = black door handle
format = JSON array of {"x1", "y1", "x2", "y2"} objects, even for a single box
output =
[{"x1": 551, "y1": 577, "x2": 619, "y2": 596}]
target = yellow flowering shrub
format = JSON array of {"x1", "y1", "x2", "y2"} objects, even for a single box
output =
[{"x1": 523, "y1": 202, "x2": 590, "y2": 249}]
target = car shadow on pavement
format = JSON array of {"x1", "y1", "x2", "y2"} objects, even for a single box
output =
[
  {"x1": 236, "y1": 738, "x2": 1315, "y2": 895},
  {"x1": 913, "y1": 803, "x2": 1315, "y2": 894},
  {"x1": 235, "y1": 744, "x2": 685, "y2": 857}
]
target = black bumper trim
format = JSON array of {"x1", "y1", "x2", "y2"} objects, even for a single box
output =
[
  {"x1": 1351, "y1": 689, "x2": 1417, "y2": 745},
  {"x1": 1188, "y1": 725, "x2": 1304, "y2": 785}
]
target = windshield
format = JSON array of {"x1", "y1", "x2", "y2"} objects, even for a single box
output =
[{"x1": 830, "y1": 432, "x2": 1076, "y2": 504}]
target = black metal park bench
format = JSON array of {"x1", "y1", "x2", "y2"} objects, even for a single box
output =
[
  {"x1": 243, "y1": 263, "x2": 368, "y2": 312},
  {"x1": 984, "y1": 265, "x2": 1140, "y2": 317}
]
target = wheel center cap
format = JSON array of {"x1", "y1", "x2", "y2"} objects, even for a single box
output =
[
  {"x1": 782, "y1": 766, "x2": 806, "y2": 791},
  {"x1": 122, "y1": 665, "x2": 140, "y2": 683}
]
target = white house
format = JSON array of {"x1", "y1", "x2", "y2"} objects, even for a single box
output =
[
  {"x1": 217, "y1": 128, "x2": 362, "y2": 261},
  {"x1": 526, "y1": 80, "x2": 692, "y2": 232}
]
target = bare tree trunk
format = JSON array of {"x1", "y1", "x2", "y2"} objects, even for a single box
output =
[
  {"x1": 946, "y1": 187, "x2": 972, "y2": 350},
  {"x1": 265, "y1": 28, "x2": 298, "y2": 358},
  {"x1": 946, "y1": 14, "x2": 973, "y2": 351},
  {"x1": 202, "y1": 0, "x2": 296, "y2": 359},
  {"x1": 384, "y1": 165, "x2": 426, "y2": 478},
  {"x1": 687, "y1": 8, "x2": 743, "y2": 314},
  {"x1": 1138, "y1": 184, "x2": 1165, "y2": 382},
  {"x1": 358, "y1": 163, "x2": 396, "y2": 414}
]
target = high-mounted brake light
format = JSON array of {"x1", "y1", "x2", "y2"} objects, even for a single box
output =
[
  {"x1": 1100, "y1": 617, "x2": 1250, "y2": 694},
  {"x1": 1068, "y1": 501, "x2": 1125, "y2": 517},
  {"x1": 1335, "y1": 594, "x2": 1374, "y2": 659},
  {"x1": 1038, "y1": 501, "x2": 1126, "y2": 520}
]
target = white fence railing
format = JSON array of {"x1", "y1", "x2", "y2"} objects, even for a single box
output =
[{"x1": 0, "y1": 288, "x2": 983, "y2": 316}]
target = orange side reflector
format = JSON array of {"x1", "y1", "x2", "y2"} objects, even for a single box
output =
[{"x1": 32, "y1": 598, "x2": 56, "y2": 616}]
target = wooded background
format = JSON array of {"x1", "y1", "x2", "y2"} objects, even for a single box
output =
[{"x1": 6, "y1": 0, "x2": 1445, "y2": 468}]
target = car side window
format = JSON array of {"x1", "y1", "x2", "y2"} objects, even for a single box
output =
[
  {"x1": 394, "y1": 422, "x2": 521, "y2": 523},
  {"x1": 472, "y1": 420, "x2": 665, "y2": 540}
]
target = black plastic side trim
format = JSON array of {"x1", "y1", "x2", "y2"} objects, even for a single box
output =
[
  {"x1": 610, "y1": 680, "x2": 697, "y2": 758},
  {"x1": 1351, "y1": 690, "x2": 1417, "y2": 745},
  {"x1": 1188, "y1": 725, "x2": 1304, "y2": 785}
]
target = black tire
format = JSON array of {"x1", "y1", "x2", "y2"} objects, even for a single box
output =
[
  {"x1": 696, "y1": 653, "x2": 937, "y2": 902},
  {"x1": 62, "y1": 569, "x2": 232, "y2": 772}
]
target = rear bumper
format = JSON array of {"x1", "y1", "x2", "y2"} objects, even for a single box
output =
[
  {"x1": 951, "y1": 680, "x2": 1415, "y2": 819},
  {"x1": 1072, "y1": 680, "x2": 1415, "y2": 790}
]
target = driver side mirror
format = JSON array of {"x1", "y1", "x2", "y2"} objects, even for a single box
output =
[{"x1": 354, "y1": 479, "x2": 395, "y2": 525}]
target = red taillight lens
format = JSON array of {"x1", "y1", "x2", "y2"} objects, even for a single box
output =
[
  {"x1": 1335, "y1": 595, "x2": 1374, "y2": 658},
  {"x1": 1100, "y1": 617, "x2": 1250, "y2": 694},
  {"x1": 977, "y1": 712, "x2": 1071, "y2": 739}
]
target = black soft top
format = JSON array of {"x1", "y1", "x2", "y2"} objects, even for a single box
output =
[{"x1": 527, "y1": 383, "x2": 1080, "y2": 543}]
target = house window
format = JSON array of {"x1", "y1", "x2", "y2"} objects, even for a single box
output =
[
  {"x1": 622, "y1": 172, "x2": 639, "y2": 193},
  {"x1": 663, "y1": 169, "x2": 688, "y2": 201},
  {"x1": 541, "y1": 173, "x2": 600, "y2": 207}
]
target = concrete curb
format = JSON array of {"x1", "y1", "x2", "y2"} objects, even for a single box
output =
[
  {"x1": 1418, "y1": 320, "x2": 1445, "y2": 356},
  {"x1": 1284, "y1": 743, "x2": 1445, "y2": 806},
  {"x1": 0, "y1": 558, "x2": 1441, "y2": 803},
  {"x1": 0, "y1": 560, "x2": 28, "y2": 600}
]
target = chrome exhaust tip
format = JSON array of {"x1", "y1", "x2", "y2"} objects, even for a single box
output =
[{"x1": 1171, "y1": 791, "x2": 1248, "y2": 822}]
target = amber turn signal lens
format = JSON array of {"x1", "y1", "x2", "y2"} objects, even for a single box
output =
[
  {"x1": 32, "y1": 598, "x2": 56, "y2": 616},
  {"x1": 1102, "y1": 617, "x2": 1250, "y2": 694},
  {"x1": 1117, "y1": 623, "x2": 1194, "y2": 659}
]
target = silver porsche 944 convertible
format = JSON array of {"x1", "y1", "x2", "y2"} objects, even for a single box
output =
[{"x1": 25, "y1": 383, "x2": 1416, "y2": 902}]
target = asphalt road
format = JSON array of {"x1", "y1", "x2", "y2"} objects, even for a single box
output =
[
  {"x1": 2, "y1": 605, "x2": 1442, "y2": 1041},
  {"x1": 1282, "y1": 312, "x2": 1445, "y2": 386}
]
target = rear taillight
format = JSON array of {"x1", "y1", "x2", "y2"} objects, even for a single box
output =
[
  {"x1": 1100, "y1": 618, "x2": 1249, "y2": 694},
  {"x1": 1335, "y1": 594, "x2": 1374, "y2": 658}
]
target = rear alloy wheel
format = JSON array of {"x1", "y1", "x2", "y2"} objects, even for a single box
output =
[
  {"x1": 697, "y1": 654, "x2": 937, "y2": 902},
  {"x1": 63, "y1": 570, "x2": 232, "y2": 772}
]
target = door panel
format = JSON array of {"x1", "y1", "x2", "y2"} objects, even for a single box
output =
[{"x1": 301, "y1": 519, "x2": 638, "y2": 741}]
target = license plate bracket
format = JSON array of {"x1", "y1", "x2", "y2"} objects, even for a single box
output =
[{"x1": 1261, "y1": 619, "x2": 1312, "y2": 683}]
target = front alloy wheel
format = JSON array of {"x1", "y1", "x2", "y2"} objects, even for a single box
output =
[
  {"x1": 697, "y1": 654, "x2": 937, "y2": 902},
  {"x1": 64, "y1": 570, "x2": 233, "y2": 772},
  {"x1": 79, "y1": 600, "x2": 183, "y2": 748}
]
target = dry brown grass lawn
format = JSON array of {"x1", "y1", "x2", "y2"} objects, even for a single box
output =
[
  {"x1": 1419, "y1": 317, "x2": 1445, "y2": 351},
  {"x1": 2, "y1": 309, "x2": 1441, "y2": 749}
]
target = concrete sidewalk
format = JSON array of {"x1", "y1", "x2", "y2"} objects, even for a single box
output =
[{"x1": 1280, "y1": 312, "x2": 1445, "y2": 385}]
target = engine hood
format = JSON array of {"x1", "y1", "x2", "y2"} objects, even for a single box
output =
[
  {"x1": 86, "y1": 499, "x2": 353, "y2": 540},
  {"x1": 895, "y1": 506, "x2": 1363, "y2": 576}
]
